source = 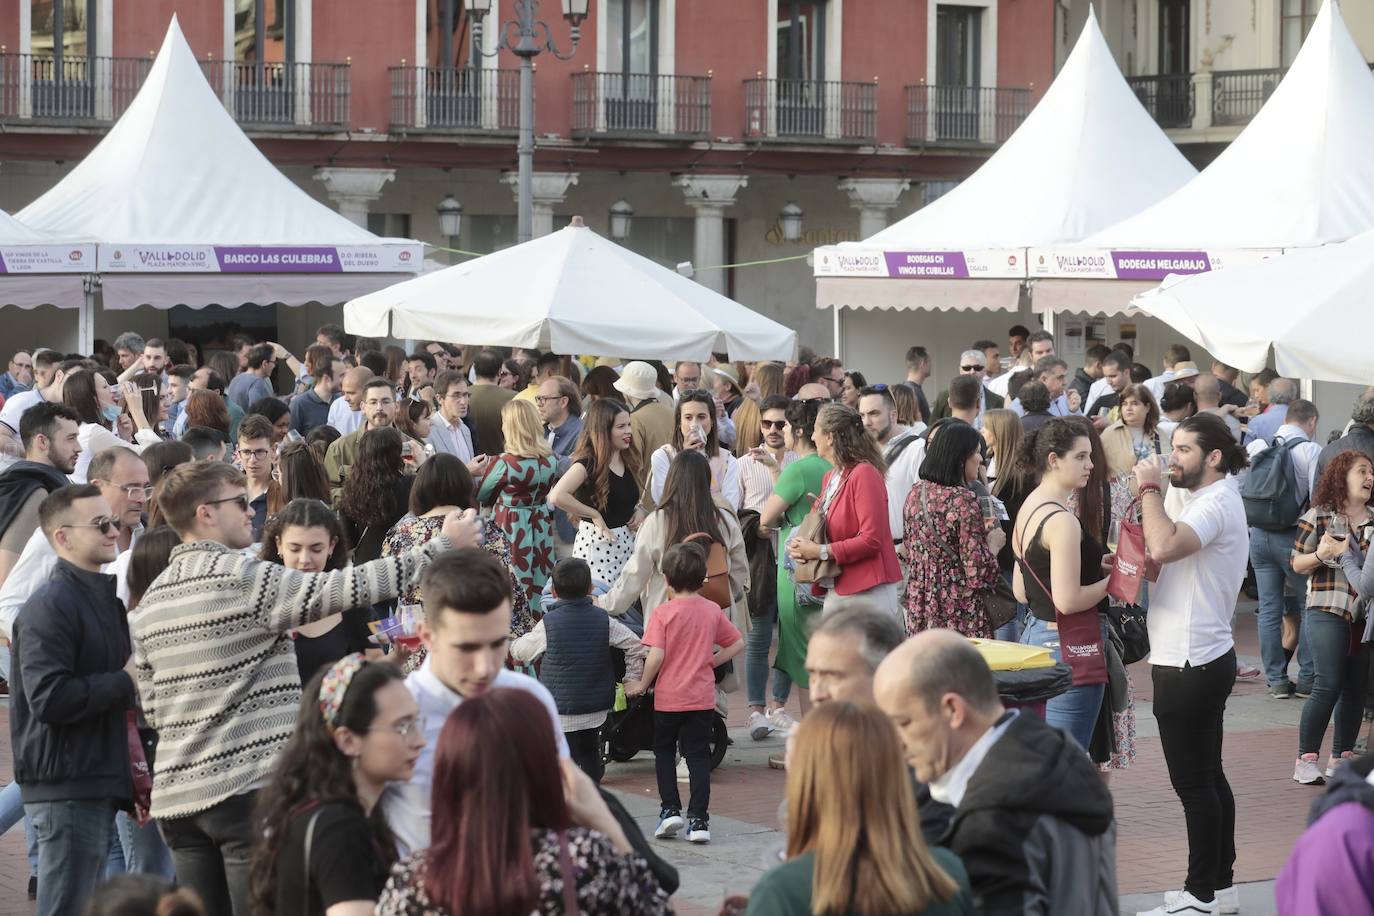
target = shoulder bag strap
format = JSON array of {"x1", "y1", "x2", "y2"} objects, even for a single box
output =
[
  {"x1": 558, "y1": 830, "x2": 580, "y2": 914},
  {"x1": 1013, "y1": 503, "x2": 1069, "y2": 609},
  {"x1": 302, "y1": 808, "x2": 323, "y2": 915},
  {"x1": 918, "y1": 483, "x2": 963, "y2": 568}
]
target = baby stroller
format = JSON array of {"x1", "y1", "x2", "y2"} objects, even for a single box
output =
[{"x1": 602, "y1": 690, "x2": 732, "y2": 769}]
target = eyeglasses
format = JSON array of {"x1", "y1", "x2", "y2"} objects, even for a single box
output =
[
  {"x1": 115, "y1": 484, "x2": 154, "y2": 499},
  {"x1": 961, "y1": 365, "x2": 986, "y2": 372},
  {"x1": 239, "y1": 448, "x2": 271, "y2": 461},
  {"x1": 366, "y1": 715, "x2": 427, "y2": 739},
  {"x1": 61, "y1": 516, "x2": 122, "y2": 535},
  {"x1": 444, "y1": 390, "x2": 471, "y2": 401},
  {"x1": 825, "y1": 375, "x2": 845, "y2": 384},
  {"x1": 760, "y1": 419, "x2": 787, "y2": 430},
  {"x1": 203, "y1": 494, "x2": 250, "y2": 512},
  {"x1": 533, "y1": 395, "x2": 566, "y2": 404},
  {"x1": 364, "y1": 399, "x2": 395, "y2": 409},
  {"x1": 497, "y1": 369, "x2": 515, "y2": 378}
]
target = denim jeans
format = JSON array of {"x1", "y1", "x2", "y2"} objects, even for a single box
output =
[
  {"x1": 115, "y1": 810, "x2": 176, "y2": 880},
  {"x1": 1249, "y1": 526, "x2": 1315, "y2": 688},
  {"x1": 0, "y1": 781, "x2": 38, "y2": 875},
  {"x1": 1299, "y1": 611, "x2": 1371, "y2": 757},
  {"x1": 25, "y1": 798, "x2": 117, "y2": 916},
  {"x1": 745, "y1": 597, "x2": 792, "y2": 708},
  {"x1": 158, "y1": 790, "x2": 257, "y2": 916},
  {"x1": 1152, "y1": 648, "x2": 1237, "y2": 901},
  {"x1": 1021, "y1": 614, "x2": 1106, "y2": 750}
]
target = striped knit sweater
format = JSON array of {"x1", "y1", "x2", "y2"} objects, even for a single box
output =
[{"x1": 130, "y1": 536, "x2": 449, "y2": 820}]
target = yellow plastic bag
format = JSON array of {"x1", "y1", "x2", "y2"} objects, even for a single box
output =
[
  {"x1": 613, "y1": 683, "x2": 627, "y2": 712},
  {"x1": 968, "y1": 638, "x2": 1057, "y2": 672}
]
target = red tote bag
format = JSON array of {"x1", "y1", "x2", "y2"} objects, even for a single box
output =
[{"x1": 1020, "y1": 555, "x2": 1108, "y2": 687}]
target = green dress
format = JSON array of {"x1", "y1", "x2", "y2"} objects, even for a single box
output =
[
  {"x1": 745, "y1": 846, "x2": 974, "y2": 916},
  {"x1": 477, "y1": 454, "x2": 558, "y2": 614},
  {"x1": 773, "y1": 453, "x2": 831, "y2": 688}
]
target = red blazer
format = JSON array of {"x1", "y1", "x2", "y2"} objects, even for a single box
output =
[{"x1": 823, "y1": 463, "x2": 903, "y2": 595}]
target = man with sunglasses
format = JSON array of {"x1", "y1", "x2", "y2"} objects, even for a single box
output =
[
  {"x1": 10, "y1": 484, "x2": 137, "y2": 916},
  {"x1": 931, "y1": 350, "x2": 1005, "y2": 426}
]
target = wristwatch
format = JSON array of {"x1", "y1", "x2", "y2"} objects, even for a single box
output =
[{"x1": 819, "y1": 544, "x2": 831, "y2": 562}]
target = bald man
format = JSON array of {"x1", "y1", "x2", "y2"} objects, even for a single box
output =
[
  {"x1": 875, "y1": 630, "x2": 1117, "y2": 915},
  {"x1": 795, "y1": 382, "x2": 831, "y2": 403},
  {"x1": 326, "y1": 366, "x2": 373, "y2": 435}
]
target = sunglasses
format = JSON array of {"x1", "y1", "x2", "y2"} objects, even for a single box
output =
[
  {"x1": 204, "y1": 494, "x2": 251, "y2": 512},
  {"x1": 61, "y1": 516, "x2": 122, "y2": 535},
  {"x1": 961, "y1": 365, "x2": 986, "y2": 372},
  {"x1": 760, "y1": 419, "x2": 787, "y2": 430}
]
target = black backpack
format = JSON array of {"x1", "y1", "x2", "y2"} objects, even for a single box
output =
[{"x1": 1241, "y1": 436, "x2": 1305, "y2": 531}]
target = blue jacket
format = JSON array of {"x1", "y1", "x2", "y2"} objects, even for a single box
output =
[{"x1": 539, "y1": 596, "x2": 614, "y2": 716}]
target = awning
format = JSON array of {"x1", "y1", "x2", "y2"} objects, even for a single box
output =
[
  {"x1": 0, "y1": 275, "x2": 88, "y2": 310},
  {"x1": 100, "y1": 273, "x2": 414, "y2": 311},
  {"x1": 1029, "y1": 279, "x2": 1160, "y2": 316},
  {"x1": 816, "y1": 277, "x2": 1023, "y2": 313}
]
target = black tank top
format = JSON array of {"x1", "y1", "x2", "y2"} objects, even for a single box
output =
[{"x1": 1019, "y1": 503, "x2": 1105, "y2": 623}]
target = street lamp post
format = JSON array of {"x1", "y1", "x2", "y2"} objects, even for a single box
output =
[{"x1": 465, "y1": 0, "x2": 589, "y2": 244}]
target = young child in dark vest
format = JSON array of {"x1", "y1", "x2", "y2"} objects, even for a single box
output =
[
  {"x1": 624, "y1": 541, "x2": 744, "y2": 845},
  {"x1": 510, "y1": 557, "x2": 645, "y2": 784}
]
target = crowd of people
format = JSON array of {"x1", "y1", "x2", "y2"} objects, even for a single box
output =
[{"x1": 0, "y1": 323, "x2": 1367, "y2": 916}]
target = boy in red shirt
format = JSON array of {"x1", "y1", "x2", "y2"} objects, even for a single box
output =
[{"x1": 625, "y1": 541, "x2": 744, "y2": 844}]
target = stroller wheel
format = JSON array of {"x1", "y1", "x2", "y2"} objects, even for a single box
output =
[
  {"x1": 606, "y1": 743, "x2": 639, "y2": 763},
  {"x1": 709, "y1": 714, "x2": 731, "y2": 769}
]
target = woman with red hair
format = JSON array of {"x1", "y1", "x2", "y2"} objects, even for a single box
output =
[
  {"x1": 1290, "y1": 449, "x2": 1374, "y2": 786},
  {"x1": 375, "y1": 688, "x2": 670, "y2": 915}
]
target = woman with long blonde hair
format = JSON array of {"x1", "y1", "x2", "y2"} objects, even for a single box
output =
[
  {"x1": 478, "y1": 399, "x2": 558, "y2": 610},
  {"x1": 732, "y1": 397, "x2": 762, "y2": 456},
  {"x1": 746, "y1": 701, "x2": 972, "y2": 915}
]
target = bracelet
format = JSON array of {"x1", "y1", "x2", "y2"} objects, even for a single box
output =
[{"x1": 1139, "y1": 484, "x2": 1163, "y2": 498}]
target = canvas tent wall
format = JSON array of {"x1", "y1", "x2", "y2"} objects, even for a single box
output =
[{"x1": 16, "y1": 17, "x2": 421, "y2": 353}]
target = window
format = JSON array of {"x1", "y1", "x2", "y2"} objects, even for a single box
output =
[
  {"x1": 367, "y1": 214, "x2": 412, "y2": 238},
  {"x1": 233, "y1": 0, "x2": 296, "y2": 123},
  {"x1": 426, "y1": 0, "x2": 478, "y2": 69},
  {"x1": 935, "y1": 5, "x2": 981, "y2": 87},
  {"x1": 607, "y1": 0, "x2": 658, "y2": 75},
  {"x1": 1157, "y1": 0, "x2": 1189, "y2": 75},
  {"x1": 235, "y1": 0, "x2": 293, "y2": 62},
  {"x1": 30, "y1": 0, "x2": 96, "y2": 57},
  {"x1": 776, "y1": 1, "x2": 826, "y2": 83},
  {"x1": 1281, "y1": 0, "x2": 1319, "y2": 67},
  {"x1": 29, "y1": 1, "x2": 98, "y2": 117}
]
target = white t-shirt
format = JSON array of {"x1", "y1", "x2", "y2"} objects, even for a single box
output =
[
  {"x1": 883, "y1": 429, "x2": 925, "y2": 538},
  {"x1": 1147, "y1": 477, "x2": 1249, "y2": 667},
  {"x1": 0, "y1": 389, "x2": 44, "y2": 434}
]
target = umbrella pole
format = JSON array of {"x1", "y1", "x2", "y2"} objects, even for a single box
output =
[{"x1": 517, "y1": 54, "x2": 534, "y2": 243}]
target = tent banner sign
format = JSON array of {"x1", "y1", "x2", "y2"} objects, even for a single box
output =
[
  {"x1": 97, "y1": 244, "x2": 424, "y2": 273},
  {"x1": 813, "y1": 246, "x2": 1025, "y2": 279},
  {"x1": 1029, "y1": 248, "x2": 1280, "y2": 279},
  {"x1": 0, "y1": 244, "x2": 95, "y2": 273}
]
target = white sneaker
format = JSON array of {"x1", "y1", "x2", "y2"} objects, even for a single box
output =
[
  {"x1": 654, "y1": 812, "x2": 684, "y2": 839},
  {"x1": 767, "y1": 708, "x2": 799, "y2": 736},
  {"x1": 686, "y1": 817, "x2": 711, "y2": 843},
  {"x1": 676, "y1": 757, "x2": 690, "y2": 782},
  {"x1": 748, "y1": 710, "x2": 773, "y2": 741},
  {"x1": 1214, "y1": 885, "x2": 1239, "y2": 915},
  {"x1": 1293, "y1": 753, "x2": 1326, "y2": 786},
  {"x1": 1325, "y1": 751, "x2": 1355, "y2": 778},
  {"x1": 1136, "y1": 889, "x2": 1216, "y2": 915}
]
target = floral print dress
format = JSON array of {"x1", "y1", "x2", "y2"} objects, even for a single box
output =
[
  {"x1": 380, "y1": 514, "x2": 534, "y2": 674},
  {"x1": 375, "y1": 827, "x2": 671, "y2": 916},
  {"x1": 902, "y1": 481, "x2": 1000, "y2": 638},
  {"x1": 478, "y1": 454, "x2": 558, "y2": 614}
]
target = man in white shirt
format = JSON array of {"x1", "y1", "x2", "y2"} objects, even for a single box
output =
[
  {"x1": 385, "y1": 549, "x2": 566, "y2": 853},
  {"x1": 1243, "y1": 399, "x2": 1320, "y2": 698},
  {"x1": 859, "y1": 386, "x2": 926, "y2": 545},
  {"x1": 875, "y1": 630, "x2": 1117, "y2": 913},
  {"x1": 1009, "y1": 356, "x2": 1081, "y2": 418},
  {"x1": 0, "y1": 359, "x2": 79, "y2": 457},
  {"x1": 1131, "y1": 413, "x2": 1250, "y2": 916},
  {"x1": 1143, "y1": 343, "x2": 1193, "y2": 403},
  {"x1": 325, "y1": 366, "x2": 372, "y2": 436},
  {"x1": 426, "y1": 370, "x2": 487, "y2": 477}
]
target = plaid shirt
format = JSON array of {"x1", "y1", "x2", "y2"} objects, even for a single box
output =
[{"x1": 1293, "y1": 507, "x2": 1374, "y2": 618}]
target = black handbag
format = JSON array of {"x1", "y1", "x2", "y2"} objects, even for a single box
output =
[
  {"x1": 1108, "y1": 604, "x2": 1150, "y2": 665},
  {"x1": 918, "y1": 484, "x2": 1018, "y2": 632}
]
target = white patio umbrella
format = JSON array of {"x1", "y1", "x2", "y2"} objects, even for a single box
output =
[
  {"x1": 1130, "y1": 230, "x2": 1374, "y2": 383},
  {"x1": 344, "y1": 218, "x2": 798, "y2": 361}
]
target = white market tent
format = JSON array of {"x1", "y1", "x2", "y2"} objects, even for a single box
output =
[
  {"x1": 0, "y1": 208, "x2": 94, "y2": 310},
  {"x1": 1130, "y1": 229, "x2": 1374, "y2": 383},
  {"x1": 1030, "y1": 0, "x2": 1374, "y2": 315},
  {"x1": 813, "y1": 9, "x2": 1196, "y2": 316},
  {"x1": 17, "y1": 17, "x2": 421, "y2": 351},
  {"x1": 345, "y1": 218, "x2": 798, "y2": 362}
]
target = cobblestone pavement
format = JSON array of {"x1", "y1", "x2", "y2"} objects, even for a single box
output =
[{"x1": 0, "y1": 601, "x2": 1349, "y2": 915}]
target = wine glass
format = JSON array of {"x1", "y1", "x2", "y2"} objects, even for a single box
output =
[
  {"x1": 1107, "y1": 519, "x2": 1121, "y2": 554},
  {"x1": 1329, "y1": 515, "x2": 1350, "y2": 543}
]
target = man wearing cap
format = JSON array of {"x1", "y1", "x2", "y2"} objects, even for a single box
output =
[
  {"x1": 1143, "y1": 344, "x2": 1195, "y2": 403},
  {"x1": 613, "y1": 362, "x2": 674, "y2": 507}
]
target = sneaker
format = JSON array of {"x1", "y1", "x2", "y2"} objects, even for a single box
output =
[
  {"x1": 767, "y1": 708, "x2": 799, "y2": 736},
  {"x1": 1214, "y1": 886, "x2": 1239, "y2": 915},
  {"x1": 686, "y1": 817, "x2": 711, "y2": 843},
  {"x1": 1326, "y1": 751, "x2": 1356, "y2": 778},
  {"x1": 767, "y1": 751, "x2": 786, "y2": 770},
  {"x1": 1294, "y1": 753, "x2": 1326, "y2": 786},
  {"x1": 1136, "y1": 889, "x2": 1216, "y2": 915},
  {"x1": 654, "y1": 810, "x2": 684, "y2": 839},
  {"x1": 1236, "y1": 664, "x2": 1261, "y2": 680},
  {"x1": 1295, "y1": 681, "x2": 1314, "y2": 698},
  {"x1": 677, "y1": 757, "x2": 690, "y2": 782},
  {"x1": 748, "y1": 710, "x2": 773, "y2": 741},
  {"x1": 1269, "y1": 682, "x2": 1294, "y2": 699}
]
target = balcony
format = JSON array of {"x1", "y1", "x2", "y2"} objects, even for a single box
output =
[
  {"x1": 571, "y1": 72, "x2": 710, "y2": 139},
  {"x1": 1126, "y1": 74, "x2": 1195, "y2": 129},
  {"x1": 1211, "y1": 68, "x2": 1283, "y2": 127},
  {"x1": 0, "y1": 53, "x2": 152, "y2": 123},
  {"x1": 905, "y1": 85, "x2": 1031, "y2": 145},
  {"x1": 200, "y1": 60, "x2": 350, "y2": 129},
  {"x1": 389, "y1": 66, "x2": 520, "y2": 133},
  {"x1": 743, "y1": 78, "x2": 876, "y2": 143}
]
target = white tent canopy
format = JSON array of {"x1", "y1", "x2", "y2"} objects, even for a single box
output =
[
  {"x1": 813, "y1": 8, "x2": 1196, "y2": 314},
  {"x1": 17, "y1": 17, "x2": 420, "y2": 315},
  {"x1": 1132, "y1": 230, "x2": 1374, "y2": 383},
  {"x1": 0, "y1": 208, "x2": 93, "y2": 310},
  {"x1": 1035, "y1": 0, "x2": 1374, "y2": 291},
  {"x1": 345, "y1": 219, "x2": 798, "y2": 362}
]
